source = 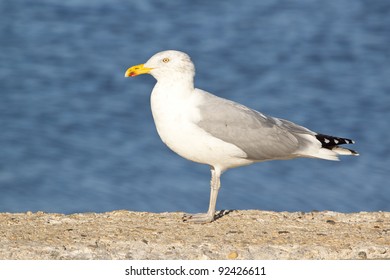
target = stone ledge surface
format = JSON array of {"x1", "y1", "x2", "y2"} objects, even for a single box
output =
[{"x1": 0, "y1": 210, "x2": 389, "y2": 260}]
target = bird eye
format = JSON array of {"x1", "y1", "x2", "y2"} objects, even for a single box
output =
[{"x1": 162, "y1": 58, "x2": 170, "y2": 63}]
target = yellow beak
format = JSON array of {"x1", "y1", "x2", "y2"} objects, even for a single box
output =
[{"x1": 124, "y1": 64, "x2": 152, "y2": 77}]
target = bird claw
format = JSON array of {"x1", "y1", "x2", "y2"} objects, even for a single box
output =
[{"x1": 182, "y1": 212, "x2": 215, "y2": 224}]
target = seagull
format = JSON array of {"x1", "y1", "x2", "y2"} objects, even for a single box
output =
[{"x1": 124, "y1": 50, "x2": 358, "y2": 223}]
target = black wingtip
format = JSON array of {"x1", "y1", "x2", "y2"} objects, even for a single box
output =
[
  {"x1": 350, "y1": 149, "x2": 359, "y2": 156},
  {"x1": 316, "y1": 134, "x2": 355, "y2": 148}
]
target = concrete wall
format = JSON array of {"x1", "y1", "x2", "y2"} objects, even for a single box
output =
[{"x1": 1, "y1": 210, "x2": 389, "y2": 259}]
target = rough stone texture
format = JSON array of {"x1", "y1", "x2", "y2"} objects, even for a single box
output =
[{"x1": 0, "y1": 210, "x2": 389, "y2": 260}]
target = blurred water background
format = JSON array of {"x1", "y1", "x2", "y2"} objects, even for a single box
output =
[{"x1": 1, "y1": 0, "x2": 389, "y2": 214}]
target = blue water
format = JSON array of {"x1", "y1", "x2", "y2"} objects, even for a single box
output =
[{"x1": 1, "y1": 0, "x2": 389, "y2": 214}]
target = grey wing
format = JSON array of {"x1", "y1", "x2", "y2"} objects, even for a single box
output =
[{"x1": 196, "y1": 91, "x2": 315, "y2": 161}]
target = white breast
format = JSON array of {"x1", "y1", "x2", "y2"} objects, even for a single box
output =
[{"x1": 150, "y1": 84, "x2": 251, "y2": 171}]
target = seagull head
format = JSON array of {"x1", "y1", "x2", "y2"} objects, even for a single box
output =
[{"x1": 125, "y1": 50, "x2": 195, "y2": 83}]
